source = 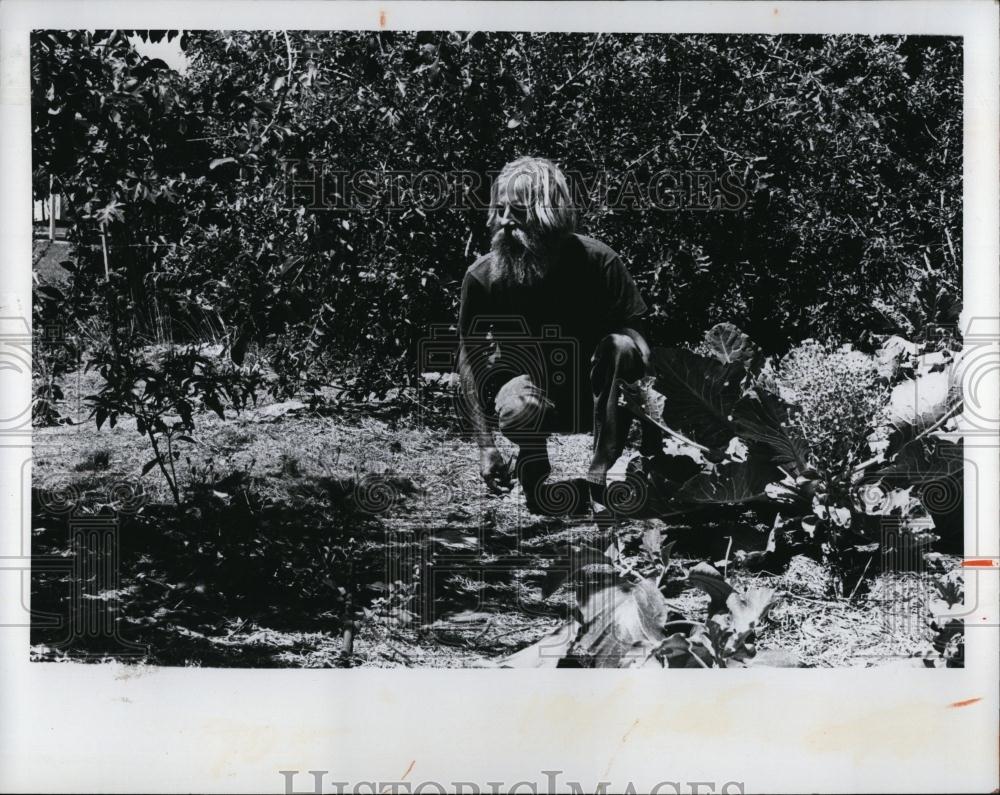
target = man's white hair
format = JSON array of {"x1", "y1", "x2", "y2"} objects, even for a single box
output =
[{"x1": 487, "y1": 156, "x2": 577, "y2": 237}]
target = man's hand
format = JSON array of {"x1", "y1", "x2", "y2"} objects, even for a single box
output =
[{"x1": 479, "y1": 446, "x2": 511, "y2": 494}]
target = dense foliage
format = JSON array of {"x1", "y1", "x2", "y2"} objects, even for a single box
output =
[
  {"x1": 33, "y1": 30, "x2": 962, "y2": 399},
  {"x1": 621, "y1": 322, "x2": 963, "y2": 592}
]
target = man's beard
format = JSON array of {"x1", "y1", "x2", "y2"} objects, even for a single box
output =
[{"x1": 489, "y1": 225, "x2": 552, "y2": 288}]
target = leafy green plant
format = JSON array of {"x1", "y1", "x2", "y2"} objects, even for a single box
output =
[
  {"x1": 86, "y1": 338, "x2": 262, "y2": 504},
  {"x1": 500, "y1": 552, "x2": 778, "y2": 669},
  {"x1": 923, "y1": 569, "x2": 964, "y2": 667},
  {"x1": 620, "y1": 323, "x2": 963, "y2": 592},
  {"x1": 772, "y1": 340, "x2": 889, "y2": 471},
  {"x1": 363, "y1": 574, "x2": 422, "y2": 640},
  {"x1": 873, "y1": 257, "x2": 961, "y2": 345},
  {"x1": 32, "y1": 281, "x2": 82, "y2": 426}
]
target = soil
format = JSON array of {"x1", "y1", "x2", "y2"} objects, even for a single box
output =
[{"x1": 29, "y1": 365, "x2": 951, "y2": 668}]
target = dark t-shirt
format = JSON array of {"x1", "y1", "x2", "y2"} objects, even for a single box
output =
[
  {"x1": 459, "y1": 233, "x2": 647, "y2": 354},
  {"x1": 458, "y1": 233, "x2": 647, "y2": 427}
]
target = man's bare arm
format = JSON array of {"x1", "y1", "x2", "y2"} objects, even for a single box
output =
[
  {"x1": 457, "y1": 340, "x2": 510, "y2": 493},
  {"x1": 456, "y1": 340, "x2": 494, "y2": 449}
]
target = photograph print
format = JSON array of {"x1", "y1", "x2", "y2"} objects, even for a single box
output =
[{"x1": 29, "y1": 29, "x2": 967, "y2": 669}]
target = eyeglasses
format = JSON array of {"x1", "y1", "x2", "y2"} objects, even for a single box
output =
[{"x1": 493, "y1": 201, "x2": 531, "y2": 225}]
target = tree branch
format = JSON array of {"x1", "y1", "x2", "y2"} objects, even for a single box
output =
[
  {"x1": 551, "y1": 35, "x2": 602, "y2": 95},
  {"x1": 625, "y1": 141, "x2": 669, "y2": 171},
  {"x1": 256, "y1": 30, "x2": 296, "y2": 147}
]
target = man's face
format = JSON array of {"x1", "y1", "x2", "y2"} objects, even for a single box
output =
[{"x1": 490, "y1": 187, "x2": 542, "y2": 263}]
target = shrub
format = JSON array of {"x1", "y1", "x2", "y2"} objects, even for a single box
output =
[
  {"x1": 32, "y1": 32, "x2": 962, "y2": 402},
  {"x1": 774, "y1": 341, "x2": 889, "y2": 473},
  {"x1": 622, "y1": 323, "x2": 962, "y2": 592}
]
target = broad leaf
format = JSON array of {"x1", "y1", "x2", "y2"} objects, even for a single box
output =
[
  {"x1": 731, "y1": 388, "x2": 812, "y2": 476},
  {"x1": 875, "y1": 335, "x2": 916, "y2": 379},
  {"x1": 496, "y1": 622, "x2": 580, "y2": 668},
  {"x1": 700, "y1": 617, "x2": 754, "y2": 665},
  {"x1": 650, "y1": 347, "x2": 745, "y2": 450},
  {"x1": 675, "y1": 454, "x2": 782, "y2": 505},
  {"x1": 640, "y1": 524, "x2": 662, "y2": 559},
  {"x1": 658, "y1": 631, "x2": 714, "y2": 668},
  {"x1": 859, "y1": 485, "x2": 937, "y2": 539},
  {"x1": 209, "y1": 156, "x2": 238, "y2": 170},
  {"x1": 624, "y1": 453, "x2": 701, "y2": 514},
  {"x1": 888, "y1": 371, "x2": 953, "y2": 430},
  {"x1": 619, "y1": 380, "x2": 666, "y2": 430},
  {"x1": 540, "y1": 541, "x2": 614, "y2": 598},
  {"x1": 726, "y1": 587, "x2": 776, "y2": 635},
  {"x1": 876, "y1": 435, "x2": 963, "y2": 485},
  {"x1": 703, "y1": 322, "x2": 758, "y2": 366},
  {"x1": 686, "y1": 561, "x2": 733, "y2": 615},
  {"x1": 571, "y1": 578, "x2": 670, "y2": 668},
  {"x1": 660, "y1": 539, "x2": 677, "y2": 570}
]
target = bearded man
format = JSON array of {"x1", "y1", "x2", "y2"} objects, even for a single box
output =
[{"x1": 457, "y1": 156, "x2": 658, "y2": 514}]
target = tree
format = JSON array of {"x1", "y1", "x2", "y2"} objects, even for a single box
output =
[{"x1": 33, "y1": 31, "x2": 963, "y2": 401}]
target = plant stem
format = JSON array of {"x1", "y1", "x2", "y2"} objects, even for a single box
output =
[
  {"x1": 341, "y1": 591, "x2": 355, "y2": 663},
  {"x1": 633, "y1": 411, "x2": 710, "y2": 454},
  {"x1": 256, "y1": 31, "x2": 296, "y2": 147},
  {"x1": 165, "y1": 431, "x2": 180, "y2": 502},
  {"x1": 100, "y1": 223, "x2": 110, "y2": 279},
  {"x1": 687, "y1": 650, "x2": 711, "y2": 668},
  {"x1": 847, "y1": 555, "x2": 874, "y2": 602},
  {"x1": 852, "y1": 400, "x2": 964, "y2": 475},
  {"x1": 148, "y1": 429, "x2": 180, "y2": 505}
]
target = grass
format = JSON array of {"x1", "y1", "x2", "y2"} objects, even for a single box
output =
[
  {"x1": 30, "y1": 360, "x2": 953, "y2": 668},
  {"x1": 72, "y1": 446, "x2": 112, "y2": 471}
]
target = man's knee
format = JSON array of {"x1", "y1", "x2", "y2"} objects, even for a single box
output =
[
  {"x1": 599, "y1": 333, "x2": 639, "y2": 357},
  {"x1": 592, "y1": 333, "x2": 644, "y2": 383},
  {"x1": 494, "y1": 374, "x2": 553, "y2": 437}
]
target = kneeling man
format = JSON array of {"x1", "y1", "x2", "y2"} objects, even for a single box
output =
[{"x1": 457, "y1": 156, "x2": 658, "y2": 514}]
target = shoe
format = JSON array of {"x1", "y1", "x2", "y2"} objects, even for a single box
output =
[
  {"x1": 514, "y1": 448, "x2": 551, "y2": 495},
  {"x1": 527, "y1": 478, "x2": 595, "y2": 517}
]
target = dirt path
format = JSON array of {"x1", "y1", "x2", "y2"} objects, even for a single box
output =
[{"x1": 31, "y1": 380, "x2": 942, "y2": 668}]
